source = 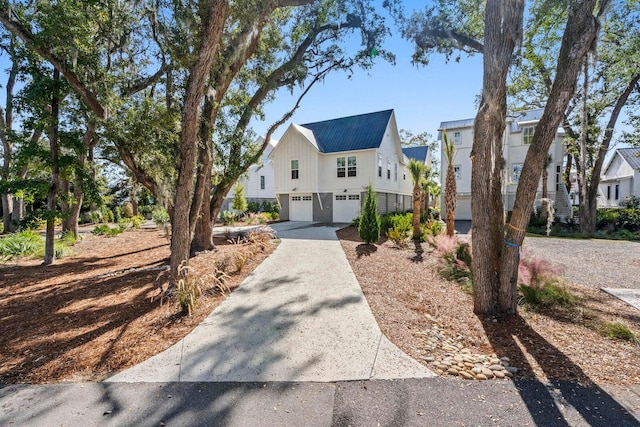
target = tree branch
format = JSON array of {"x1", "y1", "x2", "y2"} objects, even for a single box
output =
[{"x1": 0, "y1": 7, "x2": 107, "y2": 118}]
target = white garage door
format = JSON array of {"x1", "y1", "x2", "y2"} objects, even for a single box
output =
[
  {"x1": 290, "y1": 194, "x2": 313, "y2": 221},
  {"x1": 333, "y1": 194, "x2": 361, "y2": 223}
]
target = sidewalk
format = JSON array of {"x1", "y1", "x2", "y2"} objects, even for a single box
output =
[{"x1": 106, "y1": 221, "x2": 433, "y2": 383}]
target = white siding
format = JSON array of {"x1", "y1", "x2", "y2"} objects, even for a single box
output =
[
  {"x1": 317, "y1": 150, "x2": 377, "y2": 193},
  {"x1": 271, "y1": 125, "x2": 319, "y2": 194}
]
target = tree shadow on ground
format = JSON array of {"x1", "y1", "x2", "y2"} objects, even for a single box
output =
[
  {"x1": 481, "y1": 315, "x2": 640, "y2": 426},
  {"x1": 356, "y1": 243, "x2": 378, "y2": 258}
]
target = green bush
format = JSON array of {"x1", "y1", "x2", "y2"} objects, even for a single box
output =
[
  {"x1": 0, "y1": 230, "x2": 43, "y2": 261},
  {"x1": 247, "y1": 200, "x2": 261, "y2": 213},
  {"x1": 600, "y1": 321, "x2": 639, "y2": 344},
  {"x1": 232, "y1": 184, "x2": 248, "y2": 213},
  {"x1": 130, "y1": 214, "x2": 145, "y2": 229},
  {"x1": 152, "y1": 207, "x2": 170, "y2": 226},
  {"x1": 93, "y1": 224, "x2": 124, "y2": 237},
  {"x1": 122, "y1": 202, "x2": 134, "y2": 218},
  {"x1": 519, "y1": 281, "x2": 575, "y2": 308},
  {"x1": 221, "y1": 210, "x2": 236, "y2": 225},
  {"x1": 358, "y1": 185, "x2": 381, "y2": 245}
]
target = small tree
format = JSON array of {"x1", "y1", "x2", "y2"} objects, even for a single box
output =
[
  {"x1": 408, "y1": 159, "x2": 426, "y2": 239},
  {"x1": 231, "y1": 184, "x2": 248, "y2": 214},
  {"x1": 443, "y1": 131, "x2": 457, "y2": 237},
  {"x1": 358, "y1": 184, "x2": 380, "y2": 245}
]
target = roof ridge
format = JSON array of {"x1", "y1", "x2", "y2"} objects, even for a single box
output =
[{"x1": 300, "y1": 109, "x2": 394, "y2": 127}]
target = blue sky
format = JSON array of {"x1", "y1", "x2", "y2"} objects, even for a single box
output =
[{"x1": 250, "y1": 31, "x2": 484, "y2": 144}]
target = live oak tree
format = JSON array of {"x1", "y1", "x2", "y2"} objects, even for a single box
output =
[{"x1": 394, "y1": 0, "x2": 604, "y2": 314}]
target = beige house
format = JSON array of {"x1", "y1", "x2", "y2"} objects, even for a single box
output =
[
  {"x1": 438, "y1": 109, "x2": 570, "y2": 221},
  {"x1": 269, "y1": 109, "x2": 415, "y2": 223}
]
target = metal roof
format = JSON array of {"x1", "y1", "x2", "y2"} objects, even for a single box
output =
[
  {"x1": 619, "y1": 147, "x2": 640, "y2": 170},
  {"x1": 300, "y1": 109, "x2": 393, "y2": 153},
  {"x1": 402, "y1": 146, "x2": 429, "y2": 162},
  {"x1": 509, "y1": 109, "x2": 545, "y2": 133}
]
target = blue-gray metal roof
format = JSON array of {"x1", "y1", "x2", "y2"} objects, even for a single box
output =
[
  {"x1": 619, "y1": 147, "x2": 640, "y2": 170},
  {"x1": 509, "y1": 108, "x2": 545, "y2": 132},
  {"x1": 300, "y1": 109, "x2": 393, "y2": 153},
  {"x1": 402, "y1": 146, "x2": 429, "y2": 162}
]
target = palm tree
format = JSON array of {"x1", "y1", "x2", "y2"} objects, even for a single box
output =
[
  {"x1": 541, "y1": 154, "x2": 553, "y2": 220},
  {"x1": 408, "y1": 159, "x2": 426, "y2": 239},
  {"x1": 420, "y1": 166, "x2": 436, "y2": 217},
  {"x1": 443, "y1": 131, "x2": 457, "y2": 237}
]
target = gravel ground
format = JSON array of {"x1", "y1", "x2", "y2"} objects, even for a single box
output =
[{"x1": 523, "y1": 236, "x2": 640, "y2": 289}]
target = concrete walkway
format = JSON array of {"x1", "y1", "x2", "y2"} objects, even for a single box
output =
[{"x1": 107, "y1": 222, "x2": 433, "y2": 383}]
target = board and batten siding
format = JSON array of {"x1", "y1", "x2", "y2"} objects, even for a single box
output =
[{"x1": 272, "y1": 126, "x2": 319, "y2": 194}]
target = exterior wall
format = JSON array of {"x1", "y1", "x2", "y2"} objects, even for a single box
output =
[
  {"x1": 439, "y1": 114, "x2": 565, "y2": 221},
  {"x1": 598, "y1": 153, "x2": 639, "y2": 207},
  {"x1": 317, "y1": 149, "x2": 376, "y2": 193},
  {"x1": 272, "y1": 126, "x2": 319, "y2": 194},
  {"x1": 313, "y1": 192, "x2": 334, "y2": 223},
  {"x1": 374, "y1": 118, "x2": 413, "y2": 196},
  {"x1": 277, "y1": 193, "x2": 290, "y2": 221}
]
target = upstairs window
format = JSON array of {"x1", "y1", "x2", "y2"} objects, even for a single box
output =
[
  {"x1": 454, "y1": 131, "x2": 462, "y2": 145},
  {"x1": 387, "y1": 158, "x2": 391, "y2": 179},
  {"x1": 394, "y1": 163, "x2": 398, "y2": 181},
  {"x1": 378, "y1": 155, "x2": 382, "y2": 177},
  {"x1": 454, "y1": 165, "x2": 461, "y2": 180},
  {"x1": 291, "y1": 159, "x2": 299, "y2": 180},
  {"x1": 615, "y1": 184, "x2": 620, "y2": 200},
  {"x1": 260, "y1": 175, "x2": 265, "y2": 190},
  {"x1": 523, "y1": 126, "x2": 535, "y2": 144},
  {"x1": 337, "y1": 157, "x2": 346, "y2": 178},
  {"x1": 347, "y1": 156, "x2": 357, "y2": 177}
]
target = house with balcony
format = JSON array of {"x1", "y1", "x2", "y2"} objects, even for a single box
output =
[
  {"x1": 438, "y1": 109, "x2": 570, "y2": 221},
  {"x1": 269, "y1": 109, "x2": 414, "y2": 222}
]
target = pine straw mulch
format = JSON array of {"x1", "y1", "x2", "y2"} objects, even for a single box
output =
[
  {"x1": 336, "y1": 226, "x2": 640, "y2": 387},
  {"x1": 0, "y1": 226, "x2": 276, "y2": 384}
]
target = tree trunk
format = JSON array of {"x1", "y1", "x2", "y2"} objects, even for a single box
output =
[
  {"x1": 578, "y1": 58, "x2": 591, "y2": 235},
  {"x1": 541, "y1": 170, "x2": 549, "y2": 220},
  {"x1": 130, "y1": 182, "x2": 139, "y2": 217},
  {"x1": 44, "y1": 69, "x2": 61, "y2": 266},
  {"x1": 2, "y1": 194, "x2": 12, "y2": 233},
  {"x1": 169, "y1": 0, "x2": 227, "y2": 286},
  {"x1": 471, "y1": 0, "x2": 523, "y2": 315},
  {"x1": 499, "y1": 0, "x2": 599, "y2": 314},
  {"x1": 412, "y1": 185, "x2": 421, "y2": 239},
  {"x1": 209, "y1": 181, "x2": 235, "y2": 228},
  {"x1": 445, "y1": 165, "x2": 456, "y2": 237},
  {"x1": 10, "y1": 195, "x2": 23, "y2": 231}
]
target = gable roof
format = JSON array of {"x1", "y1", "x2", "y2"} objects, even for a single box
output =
[
  {"x1": 619, "y1": 147, "x2": 640, "y2": 170},
  {"x1": 299, "y1": 109, "x2": 393, "y2": 153},
  {"x1": 402, "y1": 146, "x2": 429, "y2": 162}
]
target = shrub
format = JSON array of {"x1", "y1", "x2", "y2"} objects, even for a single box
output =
[
  {"x1": 174, "y1": 263, "x2": 202, "y2": 316},
  {"x1": 247, "y1": 200, "x2": 261, "y2": 213},
  {"x1": 517, "y1": 255, "x2": 560, "y2": 287},
  {"x1": 358, "y1": 185, "x2": 381, "y2": 245},
  {"x1": 596, "y1": 208, "x2": 620, "y2": 230},
  {"x1": 130, "y1": 214, "x2": 145, "y2": 229},
  {"x1": 600, "y1": 321, "x2": 639, "y2": 344},
  {"x1": 92, "y1": 224, "x2": 124, "y2": 237},
  {"x1": 0, "y1": 230, "x2": 43, "y2": 261},
  {"x1": 519, "y1": 280, "x2": 575, "y2": 308},
  {"x1": 232, "y1": 184, "x2": 248, "y2": 213},
  {"x1": 122, "y1": 202, "x2": 134, "y2": 218},
  {"x1": 387, "y1": 228, "x2": 409, "y2": 248},
  {"x1": 621, "y1": 195, "x2": 640, "y2": 209},
  {"x1": 59, "y1": 231, "x2": 77, "y2": 247},
  {"x1": 421, "y1": 220, "x2": 444, "y2": 241},
  {"x1": 221, "y1": 210, "x2": 236, "y2": 225},
  {"x1": 152, "y1": 207, "x2": 170, "y2": 226}
]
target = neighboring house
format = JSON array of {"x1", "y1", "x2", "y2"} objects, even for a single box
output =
[
  {"x1": 402, "y1": 145, "x2": 431, "y2": 165},
  {"x1": 221, "y1": 137, "x2": 278, "y2": 212},
  {"x1": 598, "y1": 147, "x2": 640, "y2": 207},
  {"x1": 438, "y1": 109, "x2": 569, "y2": 221},
  {"x1": 269, "y1": 109, "x2": 414, "y2": 223}
]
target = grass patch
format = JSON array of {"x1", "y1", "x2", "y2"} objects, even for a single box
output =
[
  {"x1": 0, "y1": 230, "x2": 42, "y2": 261},
  {"x1": 600, "y1": 321, "x2": 640, "y2": 345},
  {"x1": 519, "y1": 280, "x2": 575, "y2": 308},
  {"x1": 93, "y1": 224, "x2": 125, "y2": 236}
]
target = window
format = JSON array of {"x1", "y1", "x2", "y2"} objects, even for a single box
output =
[
  {"x1": 348, "y1": 194, "x2": 360, "y2": 201},
  {"x1": 260, "y1": 175, "x2": 265, "y2": 190},
  {"x1": 292, "y1": 196, "x2": 302, "y2": 201},
  {"x1": 454, "y1": 165, "x2": 461, "y2": 180},
  {"x1": 607, "y1": 185, "x2": 611, "y2": 200},
  {"x1": 513, "y1": 163, "x2": 523, "y2": 183},
  {"x1": 337, "y1": 157, "x2": 346, "y2": 178},
  {"x1": 523, "y1": 126, "x2": 535, "y2": 144},
  {"x1": 347, "y1": 156, "x2": 357, "y2": 177},
  {"x1": 335, "y1": 194, "x2": 347, "y2": 201},
  {"x1": 615, "y1": 184, "x2": 619, "y2": 200},
  {"x1": 378, "y1": 155, "x2": 382, "y2": 177},
  {"x1": 454, "y1": 131, "x2": 461, "y2": 145},
  {"x1": 291, "y1": 160, "x2": 299, "y2": 179},
  {"x1": 387, "y1": 158, "x2": 391, "y2": 180},
  {"x1": 394, "y1": 163, "x2": 398, "y2": 181},
  {"x1": 302, "y1": 195, "x2": 312, "y2": 201}
]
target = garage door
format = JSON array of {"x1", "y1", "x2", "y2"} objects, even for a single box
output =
[
  {"x1": 333, "y1": 194, "x2": 361, "y2": 223},
  {"x1": 290, "y1": 194, "x2": 313, "y2": 221},
  {"x1": 455, "y1": 197, "x2": 472, "y2": 221}
]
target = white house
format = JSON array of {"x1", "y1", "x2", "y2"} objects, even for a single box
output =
[
  {"x1": 598, "y1": 147, "x2": 640, "y2": 207},
  {"x1": 438, "y1": 109, "x2": 570, "y2": 221},
  {"x1": 222, "y1": 137, "x2": 278, "y2": 211},
  {"x1": 269, "y1": 109, "x2": 414, "y2": 223}
]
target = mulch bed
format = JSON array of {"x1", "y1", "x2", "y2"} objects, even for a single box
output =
[
  {"x1": 336, "y1": 226, "x2": 640, "y2": 386},
  {"x1": 0, "y1": 227, "x2": 275, "y2": 384}
]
